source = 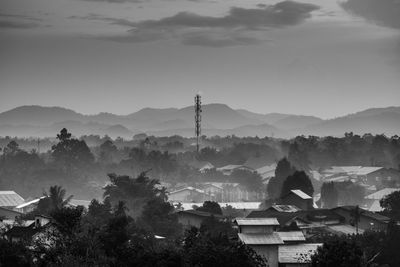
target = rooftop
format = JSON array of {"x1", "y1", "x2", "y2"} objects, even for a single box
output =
[
  {"x1": 235, "y1": 217, "x2": 280, "y2": 226},
  {"x1": 365, "y1": 188, "x2": 400, "y2": 200},
  {"x1": 278, "y1": 243, "x2": 322, "y2": 263},
  {"x1": 332, "y1": 206, "x2": 390, "y2": 222},
  {"x1": 277, "y1": 231, "x2": 306, "y2": 242},
  {"x1": 0, "y1": 191, "x2": 25, "y2": 207},
  {"x1": 238, "y1": 233, "x2": 284, "y2": 245},
  {"x1": 269, "y1": 205, "x2": 301, "y2": 213},
  {"x1": 289, "y1": 190, "x2": 312, "y2": 200}
]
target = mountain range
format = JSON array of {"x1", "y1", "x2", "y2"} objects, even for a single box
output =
[{"x1": 0, "y1": 104, "x2": 399, "y2": 139}]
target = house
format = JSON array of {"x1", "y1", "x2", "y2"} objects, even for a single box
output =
[
  {"x1": 236, "y1": 218, "x2": 280, "y2": 234},
  {"x1": 280, "y1": 190, "x2": 314, "y2": 211},
  {"x1": 15, "y1": 196, "x2": 46, "y2": 214},
  {"x1": 276, "y1": 231, "x2": 306, "y2": 243},
  {"x1": 278, "y1": 243, "x2": 322, "y2": 267},
  {"x1": 0, "y1": 207, "x2": 23, "y2": 220},
  {"x1": 236, "y1": 218, "x2": 318, "y2": 267},
  {"x1": 331, "y1": 206, "x2": 390, "y2": 232},
  {"x1": 364, "y1": 188, "x2": 400, "y2": 212},
  {"x1": 0, "y1": 191, "x2": 25, "y2": 209},
  {"x1": 267, "y1": 205, "x2": 301, "y2": 213},
  {"x1": 168, "y1": 187, "x2": 213, "y2": 203},
  {"x1": 177, "y1": 210, "x2": 224, "y2": 229},
  {"x1": 246, "y1": 208, "x2": 344, "y2": 238},
  {"x1": 4, "y1": 215, "x2": 54, "y2": 243},
  {"x1": 236, "y1": 218, "x2": 283, "y2": 267},
  {"x1": 322, "y1": 166, "x2": 400, "y2": 186},
  {"x1": 216, "y1": 165, "x2": 254, "y2": 176},
  {"x1": 256, "y1": 163, "x2": 277, "y2": 184}
]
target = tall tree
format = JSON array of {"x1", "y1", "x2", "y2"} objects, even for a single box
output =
[
  {"x1": 36, "y1": 185, "x2": 73, "y2": 214},
  {"x1": 380, "y1": 190, "x2": 400, "y2": 220},
  {"x1": 267, "y1": 158, "x2": 295, "y2": 200},
  {"x1": 280, "y1": 171, "x2": 314, "y2": 198},
  {"x1": 103, "y1": 172, "x2": 166, "y2": 219},
  {"x1": 51, "y1": 128, "x2": 94, "y2": 172}
]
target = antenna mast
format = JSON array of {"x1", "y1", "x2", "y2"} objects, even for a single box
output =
[{"x1": 194, "y1": 94, "x2": 202, "y2": 153}]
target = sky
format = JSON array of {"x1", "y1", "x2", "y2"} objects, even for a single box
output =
[{"x1": 0, "y1": 0, "x2": 399, "y2": 119}]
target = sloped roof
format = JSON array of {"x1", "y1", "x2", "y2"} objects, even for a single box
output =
[
  {"x1": 332, "y1": 206, "x2": 390, "y2": 222},
  {"x1": 69, "y1": 199, "x2": 91, "y2": 209},
  {"x1": 367, "y1": 200, "x2": 383, "y2": 212},
  {"x1": 0, "y1": 191, "x2": 25, "y2": 207},
  {"x1": 169, "y1": 187, "x2": 206, "y2": 195},
  {"x1": 255, "y1": 163, "x2": 277, "y2": 175},
  {"x1": 278, "y1": 244, "x2": 322, "y2": 263},
  {"x1": 174, "y1": 202, "x2": 261, "y2": 211},
  {"x1": 269, "y1": 205, "x2": 300, "y2": 213},
  {"x1": 277, "y1": 231, "x2": 306, "y2": 242},
  {"x1": 178, "y1": 209, "x2": 224, "y2": 219},
  {"x1": 236, "y1": 218, "x2": 280, "y2": 226},
  {"x1": 238, "y1": 233, "x2": 284, "y2": 245},
  {"x1": 365, "y1": 188, "x2": 400, "y2": 200},
  {"x1": 290, "y1": 190, "x2": 312, "y2": 200},
  {"x1": 323, "y1": 166, "x2": 383, "y2": 176},
  {"x1": 327, "y1": 224, "x2": 364, "y2": 235},
  {"x1": 16, "y1": 197, "x2": 46, "y2": 209}
]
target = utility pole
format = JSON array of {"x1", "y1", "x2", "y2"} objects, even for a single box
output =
[{"x1": 194, "y1": 94, "x2": 202, "y2": 153}]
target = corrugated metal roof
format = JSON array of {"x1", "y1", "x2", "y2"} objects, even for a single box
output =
[
  {"x1": 365, "y1": 188, "x2": 400, "y2": 200},
  {"x1": 368, "y1": 200, "x2": 383, "y2": 212},
  {"x1": 278, "y1": 244, "x2": 322, "y2": 263},
  {"x1": 16, "y1": 197, "x2": 46, "y2": 209},
  {"x1": 0, "y1": 191, "x2": 24, "y2": 207},
  {"x1": 277, "y1": 231, "x2": 306, "y2": 242},
  {"x1": 238, "y1": 233, "x2": 284, "y2": 245},
  {"x1": 327, "y1": 225, "x2": 364, "y2": 235},
  {"x1": 291, "y1": 190, "x2": 312, "y2": 200},
  {"x1": 271, "y1": 205, "x2": 300, "y2": 212},
  {"x1": 236, "y1": 218, "x2": 280, "y2": 226},
  {"x1": 69, "y1": 199, "x2": 91, "y2": 209},
  {"x1": 174, "y1": 202, "x2": 261, "y2": 211}
]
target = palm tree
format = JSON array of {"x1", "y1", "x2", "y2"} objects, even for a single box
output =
[{"x1": 44, "y1": 185, "x2": 73, "y2": 210}]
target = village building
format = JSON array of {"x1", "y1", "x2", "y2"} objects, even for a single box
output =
[
  {"x1": 364, "y1": 188, "x2": 400, "y2": 212},
  {"x1": 168, "y1": 187, "x2": 213, "y2": 203},
  {"x1": 216, "y1": 164, "x2": 254, "y2": 176},
  {"x1": 235, "y1": 218, "x2": 320, "y2": 267},
  {"x1": 177, "y1": 209, "x2": 224, "y2": 229},
  {"x1": 0, "y1": 191, "x2": 25, "y2": 210},
  {"x1": 331, "y1": 206, "x2": 390, "y2": 232},
  {"x1": 4, "y1": 215, "x2": 55, "y2": 243},
  {"x1": 280, "y1": 190, "x2": 314, "y2": 211},
  {"x1": 0, "y1": 206, "x2": 23, "y2": 220}
]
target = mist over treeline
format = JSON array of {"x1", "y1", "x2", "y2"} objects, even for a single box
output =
[{"x1": 0, "y1": 130, "x2": 399, "y2": 200}]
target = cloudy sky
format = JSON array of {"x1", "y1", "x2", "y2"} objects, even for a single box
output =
[{"x1": 0, "y1": 0, "x2": 399, "y2": 118}]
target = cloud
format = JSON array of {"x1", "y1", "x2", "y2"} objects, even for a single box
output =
[
  {"x1": 81, "y1": 0, "x2": 143, "y2": 3},
  {"x1": 0, "y1": 12, "x2": 42, "y2": 29},
  {"x1": 0, "y1": 20, "x2": 40, "y2": 29},
  {"x1": 134, "y1": 1, "x2": 319, "y2": 30},
  {"x1": 74, "y1": 1, "x2": 319, "y2": 46},
  {"x1": 341, "y1": 0, "x2": 400, "y2": 29}
]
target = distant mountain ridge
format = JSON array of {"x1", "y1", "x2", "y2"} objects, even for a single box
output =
[{"x1": 0, "y1": 104, "x2": 399, "y2": 138}]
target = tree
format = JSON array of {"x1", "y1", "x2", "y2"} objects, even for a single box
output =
[
  {"x1": 99, "y1": 140, "x2": 118, "y2": 164},
  {"x1": 311, "y1": 238, "x2": 364, "y2": 267},
  {"x1": 36, "y1": 185, "x2": 73, "y2": 215},
  {"x1": 380, "y1": 190, "x2": 400, "y2": 220},
  {"x1": 137, "y1": 197, "x2": 182, "y2": 238},
  {"x1": 230, "y1": 169, "x2": 264, "y2": 192},
  {"x1": 196, "y1": 201, "x2": 223, "y2": 215},
  {"x1": 320, "y1": 182, "x2": 338, "y2": 208},
  {"x1": 103, "y1": 172, "x2": 166, "y2": 219},
  {"x1": 288, "y1": 142, "x2": 310, "y2": 172},
  {"x1": 267, "y1": 158, "x2": 295, "y2": 200},
  {"x1": 280, "y1": 171, "x2": 314, "y2": 198},
  {"x1": 51, "y1": 128, "x2": 94, "y2": 171}
]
